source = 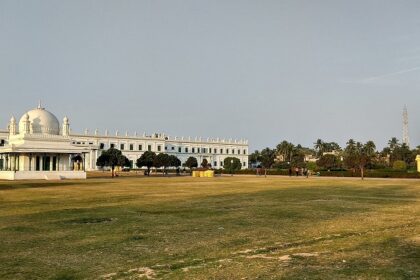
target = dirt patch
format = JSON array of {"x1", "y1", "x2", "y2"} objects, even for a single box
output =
[
  {"x1": 100, "y1": 272, "x2": 117, "y2": 279},
  {"x1": 245, "y1": 252, "x2": 318, "y2": 262},
  {"x1": 246, "y1": 254, "x2": 291, "y2": 261},
  {"x1": 100, "y1": 267, "x2": 156, "y2": 279},
  {"x1": 65, "y1": 217, "x2": 115, "y2": 224},
  {"x1": 405, "y1": 236, "x2": 420, "y2": 245},
  {"x1": 292, "y1": 252, "x2": 319, "y2": 257},
  {"x1": 127, "y1": 267, "x2": 156, "y2": 279}
]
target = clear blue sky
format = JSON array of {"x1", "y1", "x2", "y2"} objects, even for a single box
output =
[{"x1": 1, "y1": 0, "x2": 419, "y2": 151}]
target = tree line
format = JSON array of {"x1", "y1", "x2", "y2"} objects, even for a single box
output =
[
  {"x1": 96, "y1": 148, "x2": 243, "y2": 177},
  {"x1": 250, "y1": 138, "x2": 420, "y2": 179}
]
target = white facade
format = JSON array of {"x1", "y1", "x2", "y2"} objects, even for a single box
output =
[
  {"x1": 0, "y1": 105, "x2": 249, "y2": 178},
  {"x1": 0, "y1": 104, "x2": 89, "y2": 180},
  {"x1": 68, "y1": 133, "x2": 249, "y2": 171}
]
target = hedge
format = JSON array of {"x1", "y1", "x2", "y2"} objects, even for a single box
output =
[{"x1": 216, "y1": 169, "x2": 420, "y2": 179}]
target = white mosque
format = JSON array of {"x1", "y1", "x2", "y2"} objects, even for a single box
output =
[{"x1": 0, "y1": 103, "x2": 249, "y2": 180}]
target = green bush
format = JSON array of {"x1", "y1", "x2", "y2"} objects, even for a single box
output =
[
  {"x1": 306, "y1": 162, "x2": 317, "y2": 171},
  {"x1": 392, "y1": 160, "x2": 407, "y2": 171}
]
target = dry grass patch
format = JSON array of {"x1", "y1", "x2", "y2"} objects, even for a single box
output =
[{"x1": 0, "y1": 176, "x2": 418, "y2": 279}]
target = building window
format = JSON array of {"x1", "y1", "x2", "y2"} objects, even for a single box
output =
[
  {"x1": 158, "y1": 145, "x2": 162, "y2": 152},
  {"x1": 243, "y1": 149, "x2": 246, "y2": 155},
  {"x1": 171, "y1": 147, "x2": 175, "y2": 150},
  {"x1": 209, "y1": 148, "x2": 212, "y2": 153},
  {"x1": 220, "y1": 149, "x2": 223, "y2": 154},
  {"x1": 192, "y1": 148, "x2": 195, "y2": 153},
  {"x1": 130, "y1": 144, "x2": 134, "y2": 151},
  {"x1": 185, "y1": 147, "x2": 189, "y2": 153},
  {"x1": 197, "y1": 148, "x2": 200, "y2": 153},
  {"x1": 226, "y1": 149, "x2": 229, "y2": 154},
  {"x1": 52, "y1": 157, "x2": 57, "y2": 171},
  {"x1": 220, "y1": 161, "x2": 223, "y2": 167},
  {"x1": 165, "y1": 146, "x2": 168, "y2": 150},
  {"x1": 214, "y1": 161, "x2": 217, "y2": 167},
  {"x1": 148, "y1": 145, "x2": 152, "y2": 151},
  {"x1": 139, "y1": 144, "x2": 143, "y2": 151},
  {"x1": 120, "y1": 144, "x2": 125, "y2": 150},
  {"x1": 99, "y1": 143, "x2": 105, "y2": 149},
  {"x1": 238, "y1": 150, "x2": 240, "y2": 155},
  {"x1": 178, "y1": 147, "x2": 181, "y2": 153},
  {"x1": 36, "y1": 156, "x2": 40, "y2": 171},
  {"x1": 243, "y1": 162, "x2": 246, "y2": 167},
  {"x1": 110, "y1": 143, "x2": 115, "y2": 148}
]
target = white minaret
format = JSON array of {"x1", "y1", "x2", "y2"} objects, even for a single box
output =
[
  {"x1": 403, "y1": 105, "x2": 410, "y2": 147},
  {"x1": 63, "y1": 116, "x2": 70, "y2": 136},
  {"x1": 22, "y1": 113, "x2": 30, "y2": 134},
  {"x1": 9, "y1": 116, "x2": 17, "y2": 136}
]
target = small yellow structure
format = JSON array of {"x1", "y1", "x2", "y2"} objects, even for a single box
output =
[
  {"x1": 204, "y1": 170, "x2": 215, "y2": 177},
  {"x1": 416, "y1": 155, "x2": 420, "y2": 172},
  {"x1": 192, "y1": 170, "x2": 214, "y2": 177}
]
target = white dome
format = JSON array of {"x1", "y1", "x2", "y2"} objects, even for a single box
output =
[{"x1": 19, "y1": 107, "x2": 60, "y2": 135}]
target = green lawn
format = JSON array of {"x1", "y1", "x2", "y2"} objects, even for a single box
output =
[{"x1": 0, "y1": 176, "x2": 419, "y2": 279}]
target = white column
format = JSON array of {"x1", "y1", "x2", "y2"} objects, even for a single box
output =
[
  {"x1": 49, "y1": 156, "x2": 53, "y2": 171},
  {"x1": 11, "y1": 155, "x2": 15, "y2": 171},
  {"x1": 95, "y1": 150, "x2": 98, "y2": 170},
  {"x1": 40, "y1": 156, "x2": 44, "y2": 171}
]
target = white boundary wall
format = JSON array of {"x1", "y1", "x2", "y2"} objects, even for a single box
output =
[{"x1": 0, "y1": 171, "x2": 86, "y2": 180}]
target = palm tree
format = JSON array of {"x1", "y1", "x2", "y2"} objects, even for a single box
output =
[
  {"x1": 364, "y1": 140, "x2": 377, "y2": 157},
  {"x1": 314, "y1": 139, "x2": 324, "y2": 157},
  {"x1": 345, "y1": 139, "x2": 356, "y2": 154},
  {"x1": 388, "y1": 137, "x2": 400, "y2": 151},
  {"x1": 276, "y1": 141, "x2": 295, "y2": 162},
  {"x1": 352, "y1": 141, "x2": 377, "y2": 180}
]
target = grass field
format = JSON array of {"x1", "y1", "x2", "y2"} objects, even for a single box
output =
[{"x1": 0, "y1": 175, "x2": 419, "y2": 279}]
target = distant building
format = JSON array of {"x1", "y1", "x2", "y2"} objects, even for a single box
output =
[{"x1": 0, "y1": 104, "x2": 249, "y2": 180}]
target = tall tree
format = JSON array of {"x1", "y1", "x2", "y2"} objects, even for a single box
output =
[
  {"x1": 344, "y1": 140, "x2": 376, "y2": 179},
  {"x1": 316, "y1": 154, "x2": 341, "y2": 170},
  {"x1": 276, "y1": 140, "x2": 295, "y2": 162},
  {"x1": 343, "y1": 139, "x2": 358, "y2": 173},
  {"x1": 153, "y1": 153, "x2": 171, "y2": 175},
  {"x1": 136, "y1": 151, "x2": 156, "y2": 176},
  {"x1": 249, "y1": 150, "x2": 261, "y2": 166},
  {"x1": 223, "y1": 157, "x2": 242, "y2": 173},
  {"x1": 201, "y1": 158, "x2": 209, "y2": 168},
  {"x1": 314, "y1": 139, "x2": 324, "y2": 157},
  {"x1": 96, "y1": 148, "x2": 128, "y2": 177},
  {"x1": 184, "y1": 157, "x2": 198, "y2": 169},
  {"x1": 388, "y1": 137, "x2": 400, "y2": 151},
  {"x1": 169, "y1": 155, "x2": 181, "y2": 168},
  {"x1": 259, "y1": 148, "x2": 276, "y2": 177}
]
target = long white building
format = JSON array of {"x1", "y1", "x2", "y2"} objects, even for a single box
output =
[{"x1": 0, "y1": 104, "x2": 249, "y2": 179}]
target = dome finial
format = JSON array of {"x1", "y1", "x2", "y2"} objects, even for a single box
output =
[{"x1": 37, "y1": 100, "x2": 44, "y2": 109}]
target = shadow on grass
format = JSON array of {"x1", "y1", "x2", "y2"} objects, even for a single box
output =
[{"x1": 0, "y1": 180, "x2": 104, "y2": 190}]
